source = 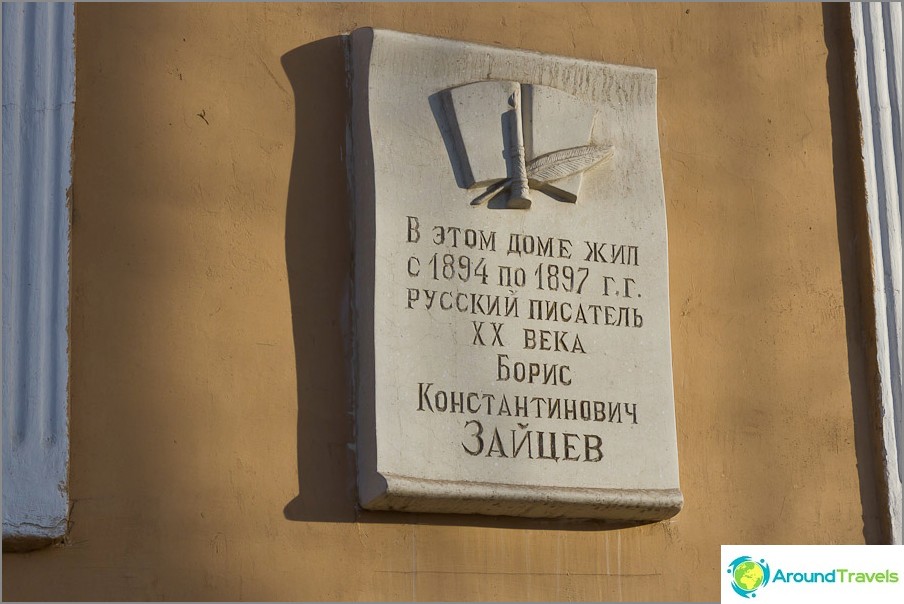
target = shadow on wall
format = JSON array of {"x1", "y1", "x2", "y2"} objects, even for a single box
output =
[
  {"x1": 281, "y1": 36, "x2": 358, "y2": 524},
  {"x1": 279, "y1": 36, "x2": 653, "y2": 533}
]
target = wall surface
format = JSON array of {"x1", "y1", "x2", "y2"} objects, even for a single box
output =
[{"x1": 3, "y1": 2, "x2": 876, "y2": 601}]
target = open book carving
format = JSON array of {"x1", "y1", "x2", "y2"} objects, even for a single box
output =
[{"x1": 439, "y1": 81, "x2": 613, "y2": 209}]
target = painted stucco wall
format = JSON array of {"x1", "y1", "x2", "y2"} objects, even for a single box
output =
[{"x1": 3, "y1": 2, "x2": 877, "y2": 601}]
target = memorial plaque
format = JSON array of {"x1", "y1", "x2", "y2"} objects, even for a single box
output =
[{"x1": 350, "y1": 29, "x2": 682, "y2": 521}]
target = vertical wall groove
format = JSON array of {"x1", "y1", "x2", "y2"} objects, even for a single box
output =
[
  {"x1": 850, "y1": 1, "x2": 904, "y2": 545},
  {"x1": 2, "y1": 2, "x2": 74, "y2": 550},
  {"x1": 882, "y1": 4, "x2": 902, "y2": 206}
]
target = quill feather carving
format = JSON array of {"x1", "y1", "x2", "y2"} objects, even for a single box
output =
[
  {"x1": 526, "y1": 144, "x2": 614, "y2": 183},
  {"x1": 471, "y1": 144, "x2": 615, "y2": 206}
]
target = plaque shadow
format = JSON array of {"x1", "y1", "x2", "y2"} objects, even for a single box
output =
[
  {"x1": 281, "y1": 36, "x2": 656, "y2": 532},
  {"x1": 282, "y1": 36, "x2": 358, "y2": 524}
]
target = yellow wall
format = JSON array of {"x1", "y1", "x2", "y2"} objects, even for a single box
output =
[{"x1": 3, "y1": 3, "x2": 876, "y2": 601}]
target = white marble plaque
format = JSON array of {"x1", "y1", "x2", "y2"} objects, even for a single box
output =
[{"x1": 351, "y1": 29, "x2": 682, "y2": 521}]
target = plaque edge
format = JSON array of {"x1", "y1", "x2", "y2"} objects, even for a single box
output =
[{"x1": 361, "y1": 471, "x2": 683, "y2": 521}]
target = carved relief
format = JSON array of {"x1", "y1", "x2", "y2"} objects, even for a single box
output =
[{"x1": 439, "y1": 81, "x2": 613, "y2": 208}]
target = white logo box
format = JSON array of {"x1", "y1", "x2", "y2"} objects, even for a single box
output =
[{"x1": 721, "y1": 545, "x2": 904, "y2": 603}]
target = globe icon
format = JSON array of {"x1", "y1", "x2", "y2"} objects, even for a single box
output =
[{"x1": 733, "y1": 560, "x2": 765, "y2": 592}]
